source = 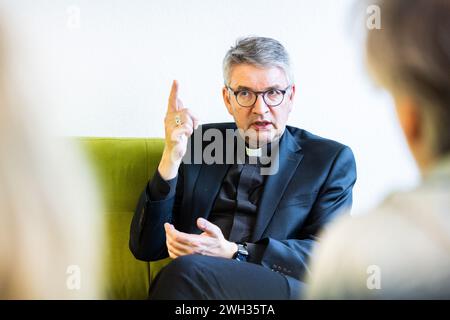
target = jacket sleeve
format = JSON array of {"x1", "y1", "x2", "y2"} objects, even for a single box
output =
[
  {"x1": 249, "y1": 146, "x2": 357, "y2": 281},
  {"x1": 129, "y1": 165, "x2": 184, "y2": 261}
]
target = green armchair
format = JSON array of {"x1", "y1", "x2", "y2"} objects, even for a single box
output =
[{"x1": 78, "y1": 137, "x2": 171, "y2": 300}]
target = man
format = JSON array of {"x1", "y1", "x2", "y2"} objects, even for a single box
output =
[
  {"x1": 130, "y1": 36, "x2": 357, "y2": 299},
  {"x1": 306, "y1": 0, "x2": 450, "y2": 299}
]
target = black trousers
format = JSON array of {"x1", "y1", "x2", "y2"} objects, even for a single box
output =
[{"x1": 149, "y1": 255, "x2": 300, "y2": 300}]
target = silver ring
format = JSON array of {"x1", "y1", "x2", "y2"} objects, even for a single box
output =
[{"x1": 174, "y1": 115, "x2": 182, "y2": 126}]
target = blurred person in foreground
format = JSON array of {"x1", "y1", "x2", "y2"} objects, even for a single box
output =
[
  {"x1": 0, "y1": 23, "x2": 103, "y2": 299},
  {"x1": 306, "y1": 0, "x2": 450, "y2": 299}
]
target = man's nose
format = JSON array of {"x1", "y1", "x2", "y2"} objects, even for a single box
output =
[{"x1": 252, "y1": 94, "x2": 270, "y2": 114}]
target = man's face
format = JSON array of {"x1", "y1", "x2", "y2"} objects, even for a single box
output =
[{"x1": 222, "y1": 64, "x2": 295, "y2": 147}]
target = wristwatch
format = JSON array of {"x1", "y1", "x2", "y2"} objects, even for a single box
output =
[{"x1": 232, "y1": 242, "x2": 249, "y2": 262}]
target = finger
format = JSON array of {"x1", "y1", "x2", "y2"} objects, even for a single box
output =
[
  {"x1": 166, "y1": 110, "x2": 193, "y2": 129},
  {"x1": 171, "y1": 126, "x2": 193, "y2": 142},
  {"x1": 165, "y1": 225, "x2": 189, "y2": 246},
  {"x1": 165, "y1": 117, "x2": 191, "y2": 136},
  {"x1": 167, "y1": 80, "x2": 179, "y2": 113},
  {"x1": 167, "y1": 240, "x2": 191, "y2": 257},
  {"x1": 165, "y1": 226, "x2": 180, "y2": 259},
  {"x1": 168, "y1": 237, "x2": 211, "y2": 256},
  {"x1": 164, "y1": 223, "x2": 178, "y2": 242},
  {"x1": 167, "y1": 236, "x2": 197, "y2": 254},
  {"x1": 183, "y1": 108, "x2": 199, "y2": 130},
  {"x1": 165, "y1": 223, "x2": 207, "y2": 247},
  {"x1": 170, "y1": 229, "x2": 203, "y2": 247},
  {"x1": 193, "y1": 118, "x2": 199, "y2": 130},
  {"x1": 164, "y1": 223, "x2": 183, "y2": 241},
  {"x1": 167, "y1": 229, "x2": 215, "y2": 256},
  {"x1": 178, "y1": 109, "x2": 195, "y2": 128},
  {"x1": 176, "y1": 98, "x2": 184, "y2": 109},
  {"x1": 164, "y1": 222, "x2": 174, "y2": 234},
  {"x1": 169, "y1": 113, "x2": 194, "y2": 131},
  {"x1": 167, "y1": 247, "x2": 178, "y2": 259},
  {"x1": 197, "y1": 218, "x2": 222, "y2": 238}
]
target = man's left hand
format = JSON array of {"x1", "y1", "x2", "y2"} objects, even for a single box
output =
[{"x1": 164, "y1": 218, "x2": 238, "y2": 259}]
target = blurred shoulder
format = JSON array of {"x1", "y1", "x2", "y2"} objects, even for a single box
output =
[{"x1": 287, "y1": 126, "x2": 353, "y2": 156}]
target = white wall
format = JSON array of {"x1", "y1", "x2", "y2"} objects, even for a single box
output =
[{"x1": 1, "y1": 0, "x2": 420, "y2": 213}]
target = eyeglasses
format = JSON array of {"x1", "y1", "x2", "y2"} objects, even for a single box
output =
[{"x1": 226, "y1": 85, "x2": 291, "y2": 108}]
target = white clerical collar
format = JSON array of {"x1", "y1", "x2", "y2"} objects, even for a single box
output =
[{"x1": 245, "y1": 146, "x2": 262, "y2": 157}]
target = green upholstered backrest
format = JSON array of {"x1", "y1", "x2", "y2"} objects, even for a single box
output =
[{"x1": 77, "y1": 137, "x2": 171, "y2": 300}]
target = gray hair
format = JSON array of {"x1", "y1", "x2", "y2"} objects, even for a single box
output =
[
  {"x1": 366, "y1": 0, "x2": 450, "y2": 157},
  {"x1": 223, "y1": 36, "x2": 294, "y2": 85}
]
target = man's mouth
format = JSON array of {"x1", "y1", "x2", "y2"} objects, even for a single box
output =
[{"x1": 251, "y1": 120, "x2": 273, "y2": 130}]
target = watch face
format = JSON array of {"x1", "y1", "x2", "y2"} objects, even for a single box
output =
[
  {"x1": 235, "y1": 244, "x2": 248, "y2": 261},
  {"x1": 232, "y1": 243, "x2": 248, "y2": 261},
  {"x1": 236, "y1": 255, "x2": 246, "y2": 262},
  {"x1": 238, "y1": 248, "x2": 247, "y2": 255}
]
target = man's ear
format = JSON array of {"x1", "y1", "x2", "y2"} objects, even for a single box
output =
[
  {"x1": 394, "y1": 95, "x2": 421, "y2": 148},
  {"x1": 222, "y1": 86, "x2": 234, "y2": 116},
  {"x1": 289, "y1": 84, "x2": 296, "y2": 102},
  {"x1": 286, "y1": 84, "x2": 296, "y2": 113}
]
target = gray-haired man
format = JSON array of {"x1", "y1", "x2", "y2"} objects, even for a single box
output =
[{"x1": 130, "y1": 36, "x2": 357, "y2": 299}]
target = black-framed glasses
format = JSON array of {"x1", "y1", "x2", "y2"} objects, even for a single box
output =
[{"x1": 226, "y1": 85, "x2": 291, "y2": 108}]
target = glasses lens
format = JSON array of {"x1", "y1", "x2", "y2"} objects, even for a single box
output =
[
  {"x1": 236, "y1": 90, "x2": 256, "y2": 107},
  {"x1": 264, "y1": 89, "x2": 284, "y2": 106}
]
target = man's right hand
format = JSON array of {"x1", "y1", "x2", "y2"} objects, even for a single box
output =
[{"x1": 158, "y1": 80, "x2": 199, "y2": 180}]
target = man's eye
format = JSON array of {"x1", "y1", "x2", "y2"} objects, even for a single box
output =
[
  {"x1": 267, "y1": 89, "x2": 280, "y2": 96},
  {"x1": 238, "y1": 91, "x2": 250, "y2": 97}
]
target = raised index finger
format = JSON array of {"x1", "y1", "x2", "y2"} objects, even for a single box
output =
[{"x1": 167, "y1": 80, "x2": 179, "y2": 112}]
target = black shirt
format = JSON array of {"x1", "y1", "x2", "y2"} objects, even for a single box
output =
[
  {"x1": 208, "y1": 161, "x2": 265, "y2": 243},
  {"x1": 147, "y1": 150, "x2": 270, "y2": 263}
]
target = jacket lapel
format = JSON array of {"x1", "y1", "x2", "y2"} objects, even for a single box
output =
[
  {"x1": 189, "y1": 162, "x2": 230, "y2": 232},
  {"x1": 251, "y1": 130, "x2": 303, "y2": 241}
]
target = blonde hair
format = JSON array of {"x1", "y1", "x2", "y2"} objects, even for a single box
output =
[{"x1": 0, "y1": 23, "x2": 103, "y2": 299}]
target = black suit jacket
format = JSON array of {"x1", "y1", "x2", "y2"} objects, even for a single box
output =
[{"x1": 130, "y1": 123, "x2": 357, "y2": 291}]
